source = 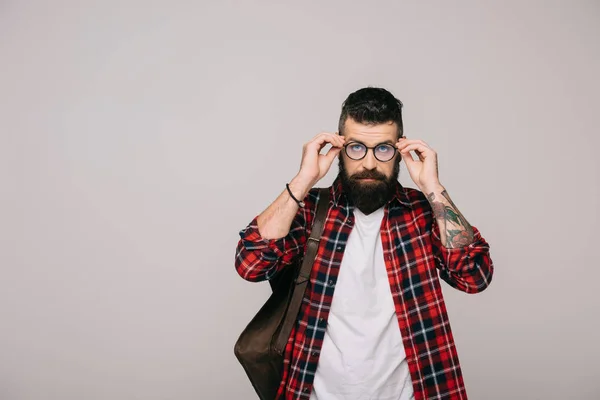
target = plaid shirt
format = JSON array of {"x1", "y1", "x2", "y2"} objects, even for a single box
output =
[{"x1": 235, "y1": 177, "x2": 493, "y2": 399}]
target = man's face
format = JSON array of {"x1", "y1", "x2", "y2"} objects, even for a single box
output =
[{"x1": 338, "y1": 117, "x2": 401, "y2": 215}]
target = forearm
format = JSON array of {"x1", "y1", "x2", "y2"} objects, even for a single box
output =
[
  {"x1": 426, "y1": 185, "x2": 474, "y2": 248},
  {"x1": 236, "y1": 176, "x2": 312, "y2": 281},
  {"x1": 257, "y1": 176, "x2": 312, "y2": 240}
]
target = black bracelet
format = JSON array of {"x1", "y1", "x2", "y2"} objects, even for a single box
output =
[{"x1": 286, "y1": 183, "x2": 305, "y2": 207}]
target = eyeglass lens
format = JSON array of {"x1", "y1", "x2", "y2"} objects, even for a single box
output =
[{"x1": 345, "y1": 143, "x2": 396, "y2": 162}]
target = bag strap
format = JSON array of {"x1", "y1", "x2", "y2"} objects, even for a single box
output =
[{"x1": 274, "y1": 187, "x2": 330, "y2": 354}]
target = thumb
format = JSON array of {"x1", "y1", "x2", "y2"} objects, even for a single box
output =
[
  {"x1": 400, "y1": 150, "x2": 416, "y2": 166},
  {"x1": 325, "y1": 146, "x2": 342, "y2": 164}
]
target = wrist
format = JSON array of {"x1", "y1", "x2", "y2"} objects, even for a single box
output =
[
  {"x1": 289, "y1": 176, "x2": 313, "y2": 200},
  {"x1": 423, "y1": 183, "x2": 445, "y2": 198}
]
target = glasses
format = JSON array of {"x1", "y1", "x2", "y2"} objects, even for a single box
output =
[{"x1": 343, "y1": 141, "x2": 397, "y2": 162}]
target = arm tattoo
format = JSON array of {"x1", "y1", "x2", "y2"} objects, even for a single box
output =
[{"x1": 428, "y1": 190, "x2": 474, "y2": 248}]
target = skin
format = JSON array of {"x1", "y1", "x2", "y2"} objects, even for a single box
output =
[
  {"x1": 339, "y1": 119, "x2": 399, "y2": 183},
  {"x1": 257, "y1": 117, "x2": 475, "y2": 249},
  {"x1": 396, "y1": 136, "x2": 475, "y2": 248}
]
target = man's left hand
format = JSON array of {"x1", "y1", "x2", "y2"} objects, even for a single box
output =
[{"x1": 396, "y1": 137, "x2": 443, "y2": 193}]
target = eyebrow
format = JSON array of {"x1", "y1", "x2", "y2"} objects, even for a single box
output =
[{"x1": 346, "y1": 139, "x2": 395, "y2": 146}]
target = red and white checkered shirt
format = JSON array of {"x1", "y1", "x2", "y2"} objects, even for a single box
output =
[{"x1": 235, "y1": 177, "x2": 494, "y2": 399}]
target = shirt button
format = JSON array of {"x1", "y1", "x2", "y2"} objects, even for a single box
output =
[
  {"x1": 312, "y1": 351, "x2": 317, "y2": 356},
  {"x1": 337, "y1": 245, "x2": 342, "y2": 250},
  {"x1": 328, "y1": 280, "x2": 334, "y2": 285}
]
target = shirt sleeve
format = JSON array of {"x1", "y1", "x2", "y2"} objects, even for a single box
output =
[
  {"x1": 431, "y1": 220, "x2": 494, "y2": 293},
  {"x1": 234, "y1": 208, "x2": 308, "y2": 282}
]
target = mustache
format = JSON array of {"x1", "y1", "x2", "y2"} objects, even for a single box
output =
[{"x1": 350, "y1": 170, "x2": 387, "y2": 181}]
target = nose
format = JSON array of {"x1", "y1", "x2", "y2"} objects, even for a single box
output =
[{"x1": 362, "y1": 149, "x2": 378, "y2": 170}]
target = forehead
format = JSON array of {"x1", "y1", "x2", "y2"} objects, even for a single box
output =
[{"x1": 342, "y1": 118, "x2": 398, "y2": 144}]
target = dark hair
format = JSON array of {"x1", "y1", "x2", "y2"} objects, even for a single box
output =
[{"x1": 338, "y1": 87, "x2": 404, "y2": 138}]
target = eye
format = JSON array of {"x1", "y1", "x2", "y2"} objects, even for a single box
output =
[
  {"x1": 350, "y1": 144, "x2": 364, "y2": 152},
  {"x1": 375, "y1": 144, "x2": 391, "y2": 153}
]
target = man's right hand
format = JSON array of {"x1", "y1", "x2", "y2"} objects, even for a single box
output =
[
  {"x1": 256, "y1": 132, "x2": 345, "y2": 240},
  {"x1": 294, "y1": 132, "x2": 345, "y2": 189}
]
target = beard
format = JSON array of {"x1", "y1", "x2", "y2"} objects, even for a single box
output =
[{"x1": 338, "y1": 156, "x2": 400, "y2": 215}]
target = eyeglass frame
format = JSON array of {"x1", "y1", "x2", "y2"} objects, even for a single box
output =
[{"x1": 342, "y1": 140, "x2": 399, "y2": 162}]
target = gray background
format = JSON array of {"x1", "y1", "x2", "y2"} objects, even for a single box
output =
[{"x1": 1, "y1": 0, "x2": 599, "y2": 399}]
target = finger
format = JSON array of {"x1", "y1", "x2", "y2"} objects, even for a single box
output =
[
  {"x1": 396, "y1": 139, "x2": 418, "y2": 151},
  {"x1": 398, "y1": 143, "x2": 433, "y2": 158},
  {"x1": 397, "y1": 138, "x2": 431, "y2": 148},
  {"x1": 323, "y1": 146, "x2": 342, "y2": 164},
  {"x1": 398, "y1": 143, "x2": 423, "y2": 155},
  {"x1": 333, "y1": 133, "x2": 345, "y2": 148},
  {"x1": 309, "y1": 132, "x2": 336, "y2": 143},
  {"x1": 317, "y1": 147, "x2": 341, "y2": 175},
  {"x1": 306, "y1": 135, "x2": 339, "y2": 153},
  {"x1": 400, "y1": 149, "x2": 417, "y2": 165},
  {"x1": 321, "y1": 132, "x2": 344, "y2": 144},
  {"x1": 402, "y1": 144, "x2": 427, "y2": 161},
  {"x1": 409, "y1": 139, "x2": 430, "y2": 148},
  {"x1": 399, "y1": 148, "x2": 425, "y2": 164},
  {"x1": 396, "y1": 139, "x2": 427, "y2": 150},
  {"x1": 310, "y1": 132, "x2": 345, "y2": 149},
  {"x1": 327, "y1": 133, "x2": 345, "y2": 150}
]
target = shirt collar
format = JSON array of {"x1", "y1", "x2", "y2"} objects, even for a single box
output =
[{"x1": 330, "y1": 176, "x2": 413, "y2": 209}]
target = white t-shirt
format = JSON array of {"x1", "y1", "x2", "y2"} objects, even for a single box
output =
[{"x1": 310, "y1": 207, "x2": 414, "y2": 400}]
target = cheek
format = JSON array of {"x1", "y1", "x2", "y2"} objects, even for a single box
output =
[
  {"x1": 346, "y1": 164, "x2": 360, "y2": 176},
  {"x1": 341, "y1": 155, "x2": 359, "y2": 174},
  {"x1": 381, "y1": 163, "x2": 396, "y2": 177}
]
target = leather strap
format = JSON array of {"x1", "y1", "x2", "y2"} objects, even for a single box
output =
[{"x1": 274, "y1": 187, "x2": 330, "y2": 354}]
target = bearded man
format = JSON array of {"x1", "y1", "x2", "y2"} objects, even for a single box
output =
[{"x1": 235, "y1": 87, "x2": 494, "y2": 400}]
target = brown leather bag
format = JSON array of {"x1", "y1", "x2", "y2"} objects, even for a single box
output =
[{"x1": 234, "y1": 188, "x2": 330, "y2": 400}]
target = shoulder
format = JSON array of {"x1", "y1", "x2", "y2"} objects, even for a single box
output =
[
  {"x1": 400, "y1": 185, "x2": 435, "y2": 218},
  {"x1": 304, "y1": 186, "x2": 332, "y2": 211},
  {"x1": 290, "y1": 186, "x2": 332, "y2": 235},
  {"x1": 399, "y1": 186, "x2": 437, "y2": 232}
]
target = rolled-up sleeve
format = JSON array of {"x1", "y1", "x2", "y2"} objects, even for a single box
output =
[
  {"x1": 432, "y1": 222, "x2": 494, "y2": 293},
  {"x1": 235, "y1": 212, "x2": 307, "y2": 282}
]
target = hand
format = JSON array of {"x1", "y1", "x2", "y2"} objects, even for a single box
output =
[
  {"x1": 396, "y1": 137, "x2": 443, "y2": 193},
  {"x1": 296, "y1": 132, "x2": 345, "y2": 187}
]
